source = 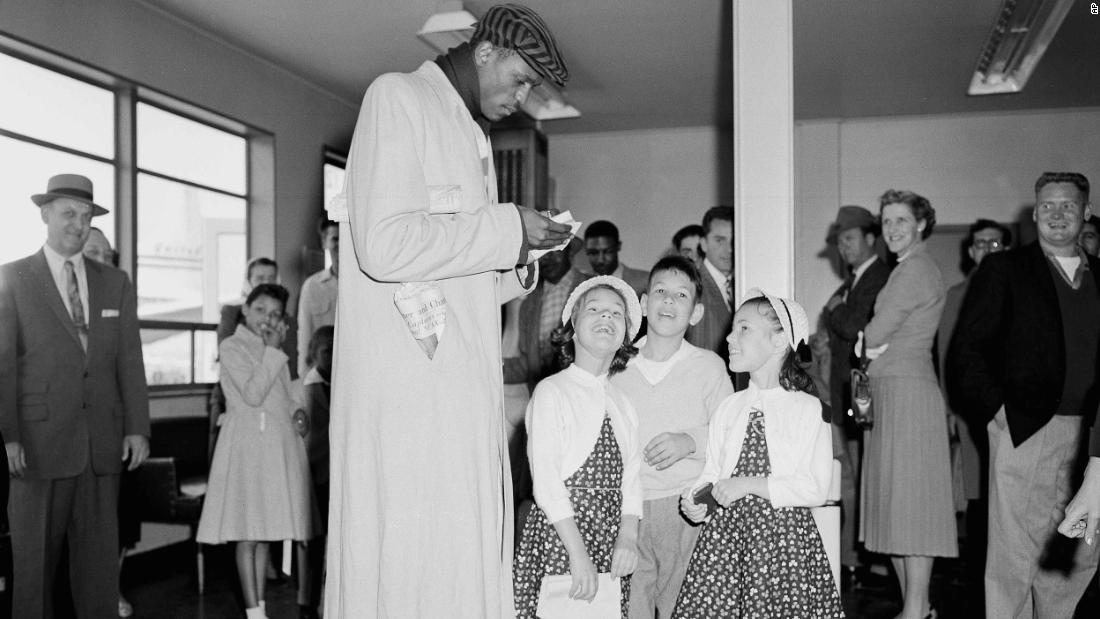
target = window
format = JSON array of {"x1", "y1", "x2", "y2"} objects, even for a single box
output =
[
  {"x1": 0, "y1": 53, "x2": 115, "y2": 264},
  {"x1": 0, "y1": 41, "x2": 265, "y2": 388},
  {"x1": 135, "y1": 104, "x2": 248, "y2": 385}
]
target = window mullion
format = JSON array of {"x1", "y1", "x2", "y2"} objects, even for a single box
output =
[{"x1": 115, "y1": 84, "x2": 137, "y2": 277}]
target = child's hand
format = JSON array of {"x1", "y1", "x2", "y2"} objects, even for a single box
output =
[
  {"x1": 680, "y1": 487, "x2": 708, "y2": 523},
  {"x1": 712, "y1": 478, "x2": 745, "y2": 507},
  {"x1": 567, "y1": 554, "x2": 598, "y2": 602},
  {"x1": 261, "y1": 320, "x2": 287, "y2": 349},
  {"x1": 643, "y1": 432, "x2": 696, "y2": 470},
  {"x1": 610, "y1": 536, "x2": 638, "y2": 578}
]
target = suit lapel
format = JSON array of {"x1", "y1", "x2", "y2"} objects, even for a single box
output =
[
  {"x1": 703, "y1": 267, "x2": 730, "y2": 313},
  {"x1": 27, "y1": 251, "x2": 83, "y2": 351},
  {"x1": 1027, "y1": 244, "x2": 1060, "y2": 317},
  {"x1": 86, "y1": 260, "x2": 104, "y2": 358},
  {"x1": 849, "y1": 258, "x2": 878, "y2": 296}
]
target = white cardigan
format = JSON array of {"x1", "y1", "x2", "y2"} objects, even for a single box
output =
[
  {"x1": 527, "y1": 364, "x2": 644, "y2": 523},
  {"x1": 691, "y1": 382, "x2": 833, "y2": 509}
]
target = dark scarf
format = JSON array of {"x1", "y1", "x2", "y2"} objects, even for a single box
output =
[{"x1": 435, "y1": 42, "x2": 490, "y2": 136}]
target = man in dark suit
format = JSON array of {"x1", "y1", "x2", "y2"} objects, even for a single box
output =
[
  {"x1": 821, "y1": 205, "x2": 891, "y2": 584},
  {"x1": 686, "y1": 206, "x2": 734, "y2": 362},
  {"x1": 0, "y1": 174, "x2": 150, "y2": 618},
  {"x1": 950, "y1": 172, "x2": 1100, "y2": 619}
]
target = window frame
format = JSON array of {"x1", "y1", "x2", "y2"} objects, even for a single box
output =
[{"x1": 0, "y1": 33, "x2": 273, "y2": 391}]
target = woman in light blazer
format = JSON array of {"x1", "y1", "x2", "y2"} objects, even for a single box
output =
[{"x1": 860, "y1": 190, "x2": 957, "y2": 619}]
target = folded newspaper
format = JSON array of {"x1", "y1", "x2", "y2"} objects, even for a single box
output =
[{"x1": 394, "y1": 281, "x2": 448, "y2": 360}]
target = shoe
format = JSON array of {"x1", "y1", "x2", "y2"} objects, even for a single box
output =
[
  {"x1": 118, "y1": 595, "x2": 133, "y2": 618},
  {"x1": 299, "y1": 604, "x2": 321, "y2": 619},
  {"x1": 924, "y1": 605, "x2": 938, "y2": 619}
]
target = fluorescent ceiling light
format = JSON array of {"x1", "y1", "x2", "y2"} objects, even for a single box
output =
[
  {"x1": 968, "y1": 0, "x2": 1074, "y2": 95},
  {"x1": 417, "y1": 1, "x2": 580, "y2": 120}
]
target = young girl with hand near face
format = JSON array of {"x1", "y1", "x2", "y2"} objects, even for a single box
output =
[
  {"x1": 513, "y1": 276, "x2": 644, "y2": 618},
  {"x1": 673, "y1": 290, "x2": 843, "y2": 619},
  {"x1": 197, "y1": 284, "x2": 315, "y2": 619}
]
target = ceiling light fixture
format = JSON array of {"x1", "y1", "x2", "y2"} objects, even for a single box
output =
[
  {"x1": 417, "y1": 1, "x2": 580, "y2": 120},
  {"x1": 967, "y1": 0, "x2": 1074, "y2": 95}
]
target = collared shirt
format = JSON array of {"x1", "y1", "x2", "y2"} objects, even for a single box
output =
[
  {"x1": 1045, "y1": 247, "x2": 1091, "y2": 290},
  {"x1": 690, "y1": 382, "x2": 833, "y2": 509},
  {"x1": 526, "y1": 364, "x2": 643, "y2": 522},
  {"x1": 537, "y1": 268, "x2": 579, "y2": 362},
  {"x1": 42, "y1": 243, "x2": 89, "y2": 325},
  {"x1": 850, "y1": 255, "x2": 879, "y2": 290},
  {"x1": 703, "y1": 258, "x2": 731, "y2": 308},
  {"x1": 297, "y1": 267, "x2": 338, "y2": 375}
]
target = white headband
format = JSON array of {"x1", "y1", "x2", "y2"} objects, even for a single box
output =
[
  {"x1": 744, "y1": 288, "x2": 809, "y2": 352},
  {"x1": 560, "y1": 275, "x2": 643, "y2": 341}
]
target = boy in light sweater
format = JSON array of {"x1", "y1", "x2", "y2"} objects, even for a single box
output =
[{"x1": 611, "y1": 255, "x2": 734, "y2": 618}]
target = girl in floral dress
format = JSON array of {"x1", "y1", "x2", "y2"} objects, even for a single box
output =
[
  {"x1": 513, "y1": 276, "x2": 645, "y2": 618},
  {"x1": 674, "y1": 290, "x2": 843, "y2": 618}
]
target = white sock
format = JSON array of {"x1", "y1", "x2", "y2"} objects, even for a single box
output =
[
  {"x1": 245, "y1": 607, "x2": 265, "y2": 619},
  {"x1": 259, "y1": 600, "x2": 267, "y2": 615}
]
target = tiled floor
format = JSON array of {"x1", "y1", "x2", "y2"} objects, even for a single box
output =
[{"x1": 112, "y1": 541, "x2": 1099, "y2": 619}]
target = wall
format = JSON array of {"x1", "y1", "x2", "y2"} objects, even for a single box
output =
[
  {"x1": 795, "y1": 107, "x2": 1100, "y2": 329},
  {"x1": 548, "y1": 126, "x2": 733, "y2": 271},
  {"x1": 0, "y1": 0, "x2": 359, "y2": 292},
  {"x1": 549, "y1": 111, "x2": 1100, "y2": 333}
]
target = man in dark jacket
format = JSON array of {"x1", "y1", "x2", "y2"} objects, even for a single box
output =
[
  {"x1": 950, "y1": 172, "x2": 1100, "y2": 618},
  {"x1": 821, "y1": 205, "x2": 891, "y2": 583}
]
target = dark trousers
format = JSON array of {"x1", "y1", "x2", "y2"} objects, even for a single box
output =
[
  {"x1": 10, "y1": 464, "x2": 119, "y2": 619},
  {"x1": 307, "y1": 481, "x2": 329, "y2": 609}
]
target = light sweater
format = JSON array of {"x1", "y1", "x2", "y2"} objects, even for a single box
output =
[
  {"x1": 526, "y1": 364, "x2": 644, "y2": 523},
  {"x1": 611, "y1": 339, "x2": 733, "y2": 500},
  {"x1": 691, "y1": 383, "x2": 833, "y2": 509}
]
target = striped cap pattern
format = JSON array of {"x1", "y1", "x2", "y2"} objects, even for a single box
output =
[{"x1": 473, "y1": 3, "x2": 569, "y2": 87}]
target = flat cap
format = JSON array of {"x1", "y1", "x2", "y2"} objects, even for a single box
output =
[{"x1": 473, "y1": 3, "x2": 569, "y2": 87}]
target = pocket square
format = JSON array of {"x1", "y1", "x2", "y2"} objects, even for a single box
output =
[{"x1": 101, "y1": 309, "x2": 120, "y2": 318}]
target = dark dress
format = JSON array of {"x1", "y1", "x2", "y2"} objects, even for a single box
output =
[
  {"x1": 673, "y1": 408, "x2": 843, "y2": 618},
  {"x1": 513, "y1": 416, "x2": 630, "y2": 618}
]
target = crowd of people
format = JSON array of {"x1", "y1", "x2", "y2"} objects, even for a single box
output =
[{"x1": 3, "y1": 3, "x2": 1100, "y2": 619}]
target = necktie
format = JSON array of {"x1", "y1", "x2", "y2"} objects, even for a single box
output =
[
  {"x1": 65, "y1": 260, "x2": 88, "y2": 351},
  {"x1": 841, "y1": 272, "x2": 855, "y2": 301},
  {"x1": 725, "y1": 274, "x2": 733, "y2": 307}
]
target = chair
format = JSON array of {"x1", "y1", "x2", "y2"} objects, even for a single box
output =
[
  {"x1": 133, "y1": 457, "x2": 206, "y2": 593},
  {"x1": 137, "y1": 414, "x2": 212, "y2": 594}
]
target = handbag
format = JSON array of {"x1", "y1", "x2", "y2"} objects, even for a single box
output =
[
  {"x1": 848, "y1": 341, "x2": 874, "y2": 430},
  {"x1": 536, "y1": 573, "x2": 621, "y2": 618}
]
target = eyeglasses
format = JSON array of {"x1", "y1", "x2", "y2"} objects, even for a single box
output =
[{"x1": 972, "y1": 239, "x2": 1003, "y2": 250}]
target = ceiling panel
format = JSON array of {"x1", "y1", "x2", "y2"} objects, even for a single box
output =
[{"x1": 139, "y1": 0, "x2": 1100, "y2": 134}]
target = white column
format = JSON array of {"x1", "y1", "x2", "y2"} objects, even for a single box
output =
[{"x1": 732, "y1": 0, "x2": 795, "y2": 300}]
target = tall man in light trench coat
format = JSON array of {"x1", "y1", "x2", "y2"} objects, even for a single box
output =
[{"x1": 323, "y1": 5, "x2": 574, "y2": 618}]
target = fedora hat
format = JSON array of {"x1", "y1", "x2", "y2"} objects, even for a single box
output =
[
  {"x1": 31, "y1": 174, "x2": 109, "y2": 216},
  {"x1": 827, "y1": 205, "x2": 875, "y2": 243}
]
